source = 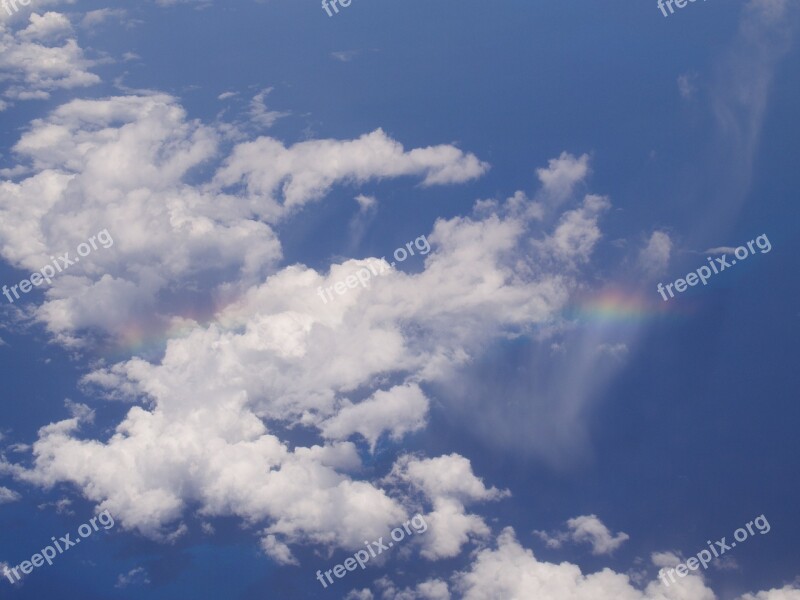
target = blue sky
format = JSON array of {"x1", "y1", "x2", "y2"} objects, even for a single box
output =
[{"x1": 0, "y1": 1, "x2": 798, "y2": 599}]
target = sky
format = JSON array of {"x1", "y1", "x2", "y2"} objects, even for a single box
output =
[{"x1": 0, "y1": 0, "x2": 798, "y2": 599}]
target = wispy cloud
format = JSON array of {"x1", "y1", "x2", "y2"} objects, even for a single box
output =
[{"x1": 331, "y1": 50, "x2": 359, "y2": 62}]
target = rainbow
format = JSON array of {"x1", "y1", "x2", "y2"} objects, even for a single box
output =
[
  {"x1": 567, "y1": 287, "x2": 692, "y2": 327},
  {"x1": 108, "y1": 285, "x2": 692, "y2": 360}
]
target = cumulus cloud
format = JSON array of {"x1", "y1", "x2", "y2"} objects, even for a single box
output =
[
  {"x1": 352, "y1": 577, "x2": 452, "y2": 600},
  {"x1": 534, "y1": 514, "x2": 629, "y2": 555},
  {"x1": 0, "y1": 95, "x2": 282, "y2": 346},
  {"x1": 386, "y1": 454, "x2": 508, "y2": 560},
  {"x1": 428, "y1": 158, "x2": 677, "y2": 468},
  {"x1": 212, "y1": 128, "x2": 489, "y2": 218},
  {"x1": 0, "y1": 94, "x2": 491, "y2": 347},
  {"x1": 0, "y1": 486, "x2": 21, "y2": 503},
  {"x1": 0, "y1": 12, "x2": 99, "y2": 103},
  {"x1": 321, "y1": 384, "x2": 430, "y2": 451},
  {"x1": 390, "y1": 454, "x2": 508, "y2": 504},
  {"x1": 536, "y1": 193, "x2": 610, "y2": 266},
  {"x1": 739, "y1": 586, "x2": 800, "y2": 600},
  {"x1": 637, "y1": 231, "x2": 672, "y2": 276},
  {"x1": 261, "y1": 534, "x2": 299, "y2": 566},
  {"x1": 2, "y1": 93, "x2": 549, "y2": 557},
  {"x1": 536, "y1": 151, "x2": 590, "y2": 205},
  {"x1": 454, "y1": 528, "x2": 711, "y2": 599},
  {"x1": 566, "y1": 514, "x2": 630, "y2": 555},
  {"x1": 447, "y1": 528, "x2": 800, "y2": 600},
  {"x1": 0, "y1": 98, "x2": 709, "y2": 576},
  {"x1": 18, "y1": 11, "x2": 72, "y2": 41},
  {"x1": 346, "y1": 590, "x2": 376, "y2": 600}
]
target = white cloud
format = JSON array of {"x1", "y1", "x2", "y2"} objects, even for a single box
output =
[
  {"x1": 451, "y1": 528, "x2": 800, "y2": 600},
  {"x1": 418, "y1": 497, "x2": 491, "y2": 560},
  {"x1": 261, "y1": 534, "x2": 299, "y2": 565},
  {"x1": 115, "y1": 566, "x2": 150, "y2": 588},
  {"x1": 0, "y1": 560, "x2": 20, "y2": 585},
  {"x1": 536, "y1": 193, "x2": 610, "y2": 265},
  {"x1": 387, "y1": 454, "x2": 508, "y2": 560},
  {"x1": 346, "y1": 590, "x2": 375, "y2": 600},
  {"x1": 321, "y1": 384, "x2": 430, "y2": 451},
  {"x1": 637, "y1": 231, "x2": 672, "y2": 277},
  {"x1": 390, "y1": 454, "x2": 508, "y2": 504},
  {"x1": 0, "y1": 12, "x2": 99, "y2": 102},
  {"x1": 456, "y1": 528, "x2": 715, "y2": 600},
  {"x1": 536, "y1": 151, "x2": 590, "y2": 205},
  {"x1": 712, "y1": 555, "x2": 741, "y2": 571},
  {"x1": 565, "y1": 515, "x2": 630, "y2": 555},
  {"x1": 702, "y1": 0, "x2": 797, "y2": 226},
  {"x1": 212, "y1": 128, "x2": 490, "y2": 218},
  {"x1": 596, "y1": 343, "x2": 629, "y2": 361},
  {"x1": 535, "y1": 514, "x2": 629, "y2": 555},
  {"x1": 359, "y1": 577, "x2": 452, "y2": 600},
  {"x1": 677, "y1": 72, "x2": 698, "y2": 99},
  {"x1": 0, "y1": 132, "x2": 672, "y2": 570},
  {"x1": 80, "y1": 8, "x2": 129, "y2": 29},
  {"x1": 415, "y1": 580, "x2": 451, "y2": 600},
  {"x1": 332, "y1": 50, "x2": 359, "y2": 62},
  {"x1": 249, "y1": 87, "x2": 289, "y2": 129},
  {"x1": 0, "y1": 486, "x2": 21, "y2": 503},
  {"x1": 355, "y1": 193, "x2": 377, "y2": 212},
  {"x1": 0, "y1": 94, "x2": 282, "y2": 345},
  {"x1": 37, "y1": 497, "x2": 73, "y2": 514},
  {"x1": 704, "y1": 246, "x2": 737, "y2": 255},
  {"x1": 740, "y1": 586, "x2": 800, "y2": 600},
  {"x1": 347, "y1": 194, "x2": 379, "y2": 251},
  {"x1": 18, "y1": 11, "x2": 72, "y2": 41}
]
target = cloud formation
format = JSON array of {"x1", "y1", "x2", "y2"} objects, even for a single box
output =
[
  {"x1": 534, "y1": 514, "x2": 630, "y2": 555},
  {"x1": 0, "y1": 12, "x2": 99, "y2": 105}
]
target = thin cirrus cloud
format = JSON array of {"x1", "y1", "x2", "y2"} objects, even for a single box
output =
[{"x1": 689, "y1": 0, "x2": 797, "y2": 244}]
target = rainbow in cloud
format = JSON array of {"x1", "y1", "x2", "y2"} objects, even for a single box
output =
[{"x1": 566, "y1": 287, "x2": 692, "y2": 328}]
